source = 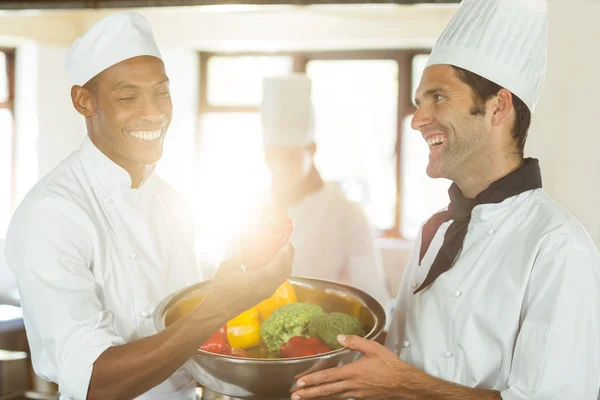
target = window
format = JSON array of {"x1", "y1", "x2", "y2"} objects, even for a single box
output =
[
  {"x1": 0, "y1": 48, "x2": 15, "y2": 237},
  {"x1": 193, "y1": 55, "x2": 294, "y2": 264},
  {"x1": 206, "y1": 56, "x2": 293, "y2": 107},
  {"x1": 306, "y1": 59, "x2": 398, "y2": 230},
  {"x1": 194, "y1": 50, "x2": 450, "y2": 255}
]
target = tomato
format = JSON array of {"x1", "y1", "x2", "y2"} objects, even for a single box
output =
[
  {"x1": 279, "y1": 336, "x2": 332, "y2": 358},
  {"x1": 238, "y1": 206, "x2": 294, "y2": 271}
]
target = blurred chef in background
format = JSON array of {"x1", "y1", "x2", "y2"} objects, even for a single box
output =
[{"x1": 260, "y1": 74, "x2": 390, "y2": 309}]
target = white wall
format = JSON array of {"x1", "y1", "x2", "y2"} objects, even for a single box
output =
[
  {"x1": 526, "y1": 0, "x2": 600, "y2": 245},
  {"x1": 10, "y1": 43, "x2": 85, "y2": 204},
  {"x1": 0, "y1": 13, "x2": 81, "y2": 46},
  {"x1": 36, "y1": 46, "x2": 86, "y2": 179}
]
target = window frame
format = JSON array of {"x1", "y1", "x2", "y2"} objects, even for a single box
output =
[
  {"x1": 0, "y1": 47, "x2": 16, "y2": 216},
  {"x1": 197, "y1": 49, "x2": 429, "y2": 238}
]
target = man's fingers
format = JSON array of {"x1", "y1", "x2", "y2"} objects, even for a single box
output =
[
  {"x1": 294, "y1": 363, "x2": 356, "y2": 390},
  {"x1": 215, "y1": 253, "x2": 243, "y2": 277},
  {"x1": 336, "y1": 335, "x2": 381, "y2": 355},
  {"x1": 230, "y1": 243, "x2": 293, "y2": 301},
  {"x1": 291, "y1": 381, "x2": 353, "y2": 400}
]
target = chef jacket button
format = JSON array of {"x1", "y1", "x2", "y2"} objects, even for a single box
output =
[
  {"x1": 140, "y1": 310, "x2": 151, "y2": 318},
  {"x1": 445, "y1": 351, "x2": 453, "y2": 359},
  {"x1": 411, "y1": 281, "x2": 418, "y2": 289},
  {"x1": 129, "y1": 253, "x2": 138, "y2": 260},
  {"x1": 103, "y1": 197, "x2": 112, "y2": 205},
  {"x1": 487, "y1": 229, "x2": 495, "y2": 236},
  {"x1": 109, "y1": 327, "x2": 115, "y2": 333},
  {"x1": 403, "y1": 340, "x2": 411, "y2": 348},
  {"x1": 454, "y1": 290, "x2": 462, "y2": 297}
]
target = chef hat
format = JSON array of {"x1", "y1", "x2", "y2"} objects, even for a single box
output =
[
  {"x1": 261, "y1": 74, "x2": 315, "y2": 147},
  {"x1": 65, "y1": 11, "x2": 162, "y2": 86},
  {"x1": 426, "y1": 0, "x2": 548, "y2": 112}
]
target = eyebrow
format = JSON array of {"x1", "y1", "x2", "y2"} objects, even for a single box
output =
[
  {"x1": 414, "y1": 87, "x2": 447, "y2": 107},
  {"x1": 115, "y1": 78, "x2": 170, "y2": 90}
]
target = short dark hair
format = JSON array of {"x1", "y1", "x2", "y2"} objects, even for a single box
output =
[{"x1": 451, "y1": 66, "x2": 531, "y2": 158}]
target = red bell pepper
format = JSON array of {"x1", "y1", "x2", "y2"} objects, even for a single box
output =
[
  {"x1": 199, "y1": 325, "x2": 250, "y2": 357},
  {"x1": 238, "y1": 206, "x2": 294, "y2": 271},
  {"x1": 279, "y1": 336, "x2": 332, "y2": 358},
  {"x1": 200, "y1": 324, "x2": 231, "y2": 354}
]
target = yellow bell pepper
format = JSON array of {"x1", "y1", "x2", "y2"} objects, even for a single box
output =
[
  {"x1": 226, "y1": 307, "x2": 261, "y2": 349},
  {"x1": 256, "y1": 280, "x2": 297, "y2": 321}
]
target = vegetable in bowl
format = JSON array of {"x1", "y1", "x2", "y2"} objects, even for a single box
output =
[
  {"x1": 260, "y1": 303, "x2": 324, "y2": 352},
  {"x1": 307, "y1": 312, "x2": 363, "y2": 350},
  {"x1": 198, "y1": 281, "x2": 370, "y2": 359}
]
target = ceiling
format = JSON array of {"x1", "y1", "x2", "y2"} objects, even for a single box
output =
[{"x1": 0, "y1": 0, "x2": 459, "y2": 10}]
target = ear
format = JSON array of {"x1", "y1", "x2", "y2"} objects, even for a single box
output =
[
  {"x1": 71, "y1": 85, "x2": 96, "y2": 118},
  {"x1": 490, "y1": 88, "x2": 513, "y2": 127}
]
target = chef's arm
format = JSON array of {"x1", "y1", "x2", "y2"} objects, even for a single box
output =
[
  {"x1": 88, "y1": 246, "x2": 294, "y2": 400},
  {"x1": 87, "y1": 292, "x2": 229, "y2": 400},
  {"x1": 291, "y1": 336, "x2": 501, "y2": 400},
  {"x1": 6, "y1": 198, "x2": 293, "y2": 400},
  {"x1": 88, "y1": 246, "x2": 293, "y2": 400},
  {"x1": 401, "y1": 369, "x2": 501, "y2": 399}
]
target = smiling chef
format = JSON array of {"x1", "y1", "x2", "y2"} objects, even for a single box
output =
[
  {"x1": 290, "y1": 0, "x2": 600, "y2": 399},
  {"x1": 4, "y1": 11, "x2": 294, "y2": 400}
]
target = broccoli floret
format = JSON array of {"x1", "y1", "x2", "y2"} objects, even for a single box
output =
[
  {"x1": 260, "y1": 303, "x2": 324, "y2": 352},
  {"x1": 307, "y1": 312, "x2": 363, "y2": 350}
]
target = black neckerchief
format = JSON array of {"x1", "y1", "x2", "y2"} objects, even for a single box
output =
[{"x1": 415, "y1": 158, "x2": 543, "y2": 294}]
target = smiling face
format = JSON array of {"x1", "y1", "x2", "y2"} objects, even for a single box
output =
[
  {"x1": 73, "y1": 55, "x2": 172, "y2": 169},
  {"x1": 412, "y1": 64, "x2": 492, "y2": 182}
]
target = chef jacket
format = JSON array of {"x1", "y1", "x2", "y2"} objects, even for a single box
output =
[
  {"x1": 385, "y1": 189, "x2": 600, "y2": 399},
  {"x1": 5, "y1": 137, "x2": 202, "y2": 400}
]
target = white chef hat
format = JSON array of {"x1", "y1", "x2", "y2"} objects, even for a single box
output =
[
  {"x1": 426, "y1": 0, "x2": 548, "y2": 112},
  {"x1": 261, "y1": 74, "x2": 315, "y2": 147},
  {"x1": 65, "y1": 11, "x2": 162, "y2": 87}
]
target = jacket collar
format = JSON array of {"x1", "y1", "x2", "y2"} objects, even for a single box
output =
[{"x1": 79, "y1": 136, "x2": 156, "y2": 189}]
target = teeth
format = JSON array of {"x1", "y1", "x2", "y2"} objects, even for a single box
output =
[
  {"x1": 426, "y1": 136, "x2": 446, "y2": 148},
  {"x1": 129, "y1": 130, "x2": 161, "y2": 141}
]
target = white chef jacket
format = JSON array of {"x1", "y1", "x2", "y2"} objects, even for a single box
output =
[
  {"x1": 284, "y1": 183, "x2": 389, "y2": 307},
  {"x1": 385, "y1": 189, "x2": 600, "y2": 399},
  {"x1": 4, "y1": 137, "x2": 202, "y2": 400}
]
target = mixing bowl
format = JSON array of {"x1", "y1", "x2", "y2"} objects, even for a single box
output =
[{"x1": 153, "y1": 277, "x2": 386, "y2": 399}]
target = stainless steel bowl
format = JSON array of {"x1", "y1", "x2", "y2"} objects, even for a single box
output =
[{"x1": 153, "y1": 277, "x2": 386, "y2": 400}]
